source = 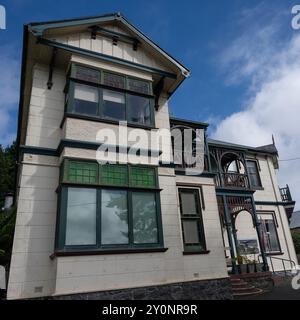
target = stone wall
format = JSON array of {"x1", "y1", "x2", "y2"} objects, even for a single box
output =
[{"x1": 45, "y1": 278, "x2": 233, "y2": 300}]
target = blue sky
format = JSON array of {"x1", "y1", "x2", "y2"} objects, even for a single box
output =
[{"x1": 0, "y1": 0, "x2": 300, "y2": 208}]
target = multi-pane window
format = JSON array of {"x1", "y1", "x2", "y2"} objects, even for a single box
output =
[
  {"x1": 246, "y1": 160, "x2": 262, "y2": 188},
  {"x1": 178, "y1": 188, "x2": 206, "y2": 253},
  {"x1": 259, "y1": 214, "x2": 281, "y2": 253},
  {"x1": 67, "y1": 64, "x2": 154, "y2": 127},
  {"x1": 57, "y1": 160, "x2": 162, "y2": 251}
]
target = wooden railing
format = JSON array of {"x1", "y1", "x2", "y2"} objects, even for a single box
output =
[
  {"x1": 215, "y1": 172, "x2": 250, "y2": 189},
  {"x1": 279, "y1": 185, "x2": 293, "y2": 202}
]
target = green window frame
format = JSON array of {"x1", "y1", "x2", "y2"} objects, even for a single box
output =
[
  {"x1": 100, "y1": 164, "x2": 128, "y2": 186},
  {"x1": 246, "y1": 160, "x2": 262, "y2": 188},
  {"x1": 62, "y1": 160, "x2": 158, "y2": 189},
  {"x1": 178, "y1": 188, "x2": 207, "y2": 253},
  {"x1": 67, "y1": 64, "x2": 155, "y2": 127},
  {"x1": 64, "y1": 160, "x2": 98, "y2": 184},
  {"x1": 56, "y1": 160, "x2": 163, "y2": 252},
  {"x1": 56, "y1": 187, "x2": 163, "y2": 251}
]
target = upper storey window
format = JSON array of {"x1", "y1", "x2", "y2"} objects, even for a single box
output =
[
  {"x1": 246, "y1": 160, "x2": 262, "y2": 188},
  {"x1": 66, "y1": 64, "x2": 155, "y2": 127}
]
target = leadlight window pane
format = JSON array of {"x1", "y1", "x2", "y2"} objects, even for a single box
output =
[
  {"x1": 127, "y1": 78, "x2": 150, "y2": 94},
  {"x1": 103, "y1": 72, "x2": 125, "y2": 89},
  {"x1": 101, "y1": 165, "x2": 128, "y2": 186},
  {"x1": 130, "y1": 167, "x2": 156, "y2": 188},
  {"x1": 75, "y1": 66, "x2": 101, "y2": 83},
  {"x1": 127, "y1": 94, "x2": 151, "y2": 125},
  {"x1": 65, "y1": 188, "x2": 97, "y2": 246},
  {"x1": 132, "y1": 192, "x2": 158, "y2": 244},
  {"x1": 68, "y1": 161, "x2": 98, "y2": 184},
  {"x1": 74, "y1": 83, "x2": 99, "y2": 116},
  {"x1": 182, "y1": 220, "x2": 200, "y2": 244},
  {"x1": 180, "y1": 192, "x2": 198, "y2": 215},
  {"x1": 101, "y1": 189, "x2": 129, "y2": 245},
  {"x1": 102, "y1": 89, "x2": 126, "y2": 121}
]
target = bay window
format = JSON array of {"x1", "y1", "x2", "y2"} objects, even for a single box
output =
[
  {"x1": 66, "y1": 64, "x2": 155, "y2": 127},
  {"x1": 56, "y1": 160, "x2": 163, "y2": 252}
]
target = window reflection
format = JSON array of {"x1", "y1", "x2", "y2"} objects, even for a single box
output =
[
  {"x1": 74, "y1": 83, "x2": 98, "y2": 116},
  {"x1": 65, "y1": 188, "x2": 97, "y2": 246},
  {"x1": 101, "y1": 189, "x2": 129, "y2": 245},
  {"x1": 102, "y1": 89, "x2": 126, "y2": 121},
  {"x1": 132, "y1": 192, "x2": 158, "y2": 244}
]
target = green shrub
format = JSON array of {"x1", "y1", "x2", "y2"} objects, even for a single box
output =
[
  {"x1": 0, "y1": 207, "x2": 16, "y2": 267},
  {"x1": 292, "y1": 231, "x2": 300, "y2": 254}
]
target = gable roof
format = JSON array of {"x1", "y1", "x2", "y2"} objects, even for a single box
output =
[{"x1": 27, "y1": 12, "x2": 190, "y2": 77}]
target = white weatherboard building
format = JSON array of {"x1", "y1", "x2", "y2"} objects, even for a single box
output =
[{"x1": 7, "y1": 13, "x2": 298, "y2": 300}]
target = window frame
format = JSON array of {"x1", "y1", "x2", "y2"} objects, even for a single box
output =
[
  {"x1": 257, "y1": 211, "x2": 282, "y2": 254},
  {"x1": 178, "y1": 187, "x2": 207, "y2": 254},
  {"x1": 246, "y1": 159, "x2": 262, "y2": 189},
  {"x1": 57, "y1": 185, "x2": 164, "y2": 252},
  {"x1": 56, "y1": 159, "x2": 164, "y2": 252},
  {"x1": 66, "y1": 64, "x2": 155, "y2": 128}
]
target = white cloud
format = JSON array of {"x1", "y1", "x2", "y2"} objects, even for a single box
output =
[
  {"x1": 0, "y1": 44, "x2": 20, "y2": 147},
  {"x1": 212, "y1": 5, "x2": 300, "y2": 209}
]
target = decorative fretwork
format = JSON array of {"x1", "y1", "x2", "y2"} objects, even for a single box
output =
[{"x1": 209, "y1": 146, "x2": 250, "y2": 190}]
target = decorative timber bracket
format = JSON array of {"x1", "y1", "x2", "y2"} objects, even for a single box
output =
[
  {"x1": 89, "y1": 25, "x2": 140, "y2": 51},
  {"x1": 153, "y1": 76, "x2": 165, "y2": 111},
  {"x1": 47, "y1": 48, "x2": 57, "y2": 90}
]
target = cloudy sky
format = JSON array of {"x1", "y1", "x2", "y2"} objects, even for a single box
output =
[{"x1": 0, "y1": 0, "x2": 299, "y2": 208}]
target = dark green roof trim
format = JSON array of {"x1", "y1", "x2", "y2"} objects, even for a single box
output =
[
  {"x1": 20, "y1": 145, "x2": 57, "y2": 157},
  {"x1": 208, "y1": 138, "x2": 278, "y2": 156},
  {"x1": 255, "y1": 201, "x2": 296, "y2": 206},
  {"x1": 175, "y1": 170, "x2": 216, "y2": 178},
  {"x1": 38, "y1": 37, "x2": 177, "y2": 79},
  {"x1": 216, "y1": 189, "x2": 255, "y2": 196},
  {"x1": 20, "y1": 139, "x2": 163, "y2": 158},
  {"x1": 170, "y1": 117, "x2": 209, "y2": 129},
  {"x1": 28, "y1": 13, "x2": 118, "y2": 34}
]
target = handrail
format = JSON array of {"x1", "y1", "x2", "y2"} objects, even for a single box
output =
[{"x1": 258, "y1": 254, "x2": 296, "y2": 275}]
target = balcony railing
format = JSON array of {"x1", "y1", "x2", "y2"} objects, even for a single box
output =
[
  {"x1": 279, "y1": 185, "x2": 293, "y2": 202},
  {"x1": 215, "y1": 172, "x2": 250, "y2": 189}
]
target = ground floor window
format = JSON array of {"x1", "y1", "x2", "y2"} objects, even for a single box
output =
[
  {"x1": 178, "y1": 188, "x2": 207, "y2": 253},
  {"x1": 258, "y1": 213, "x2": 281, "y2": 253},
  {"x1": 56, "y1": 160, "x2": 163, "y2": 251}
]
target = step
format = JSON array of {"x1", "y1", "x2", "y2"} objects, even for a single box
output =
[
  {"x1": 231, "y1": 283, "x2": 252, "y2": 289},
  {"x1": 232, "y1": 288, "x2": 264, "y2": 297},
  {"x1": 232, "y1": 285, "x2": 256, "y2": 292}
]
